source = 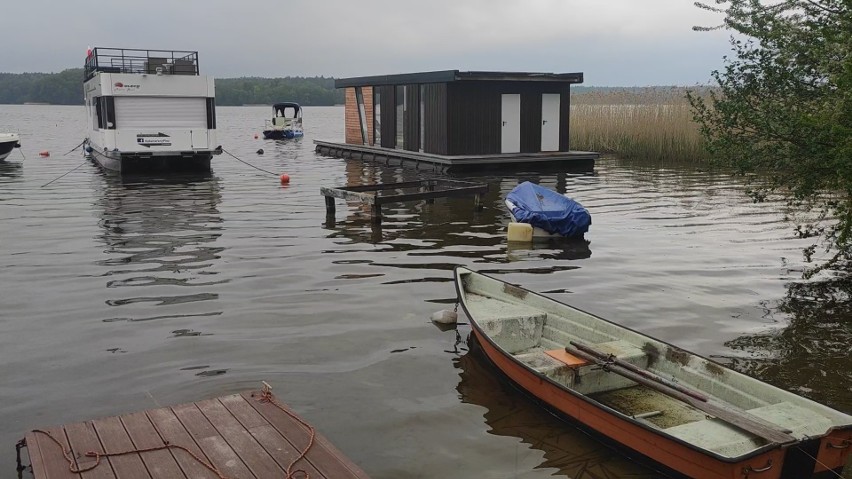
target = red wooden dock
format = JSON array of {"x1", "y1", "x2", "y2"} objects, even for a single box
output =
[{"x1": 19, "y1": 387, "x2": 369, "y2": 479}]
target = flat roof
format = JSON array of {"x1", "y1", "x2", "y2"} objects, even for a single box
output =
[{"x1": 335, "y1": 70, "x2": 583, "y2": 88}]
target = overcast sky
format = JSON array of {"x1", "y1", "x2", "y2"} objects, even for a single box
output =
[{"x1": 2, "y1": 0, "x2": 732, "y2": 86}]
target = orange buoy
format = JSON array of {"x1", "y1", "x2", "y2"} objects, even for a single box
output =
[
  {"x1": 39, "y1": 151, "x2": 50, "y2": 157},
  {"x1": 280, "y1": 173, "x2": 290, "y2": 185}
]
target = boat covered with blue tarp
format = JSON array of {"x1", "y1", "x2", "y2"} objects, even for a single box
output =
[{"x1": 505, "y1": 181, "x2": 591, "y2": 237}]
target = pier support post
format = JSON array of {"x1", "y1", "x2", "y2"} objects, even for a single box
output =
[
  {"x1": 371, "y1": 204, "x2": 382, "y2": 224},
  {"x1": 325, "y1": 196, "x2": 336, "y2": 215},
  {"x1": 474, "y1": 193, "x2": 483, "y2": 211}
]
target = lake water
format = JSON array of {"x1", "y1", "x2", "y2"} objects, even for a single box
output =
[{"x1": 1, "y1": 104, "x2": 849, "y2": 478}]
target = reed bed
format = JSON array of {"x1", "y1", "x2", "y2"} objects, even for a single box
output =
[{"x1": 570, "y1": 87, "x2": 711, "y2": 163}]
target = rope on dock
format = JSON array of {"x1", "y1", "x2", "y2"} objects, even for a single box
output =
[
  {"x1": 24, "y1": 385, "x2": 315, "y2": 479},
  {"x1": 253, "y1": 383, "x2": 316, "y2": 479},
  {"x1": 29, "y1": 428, "x2": 229, "y2": 478}
]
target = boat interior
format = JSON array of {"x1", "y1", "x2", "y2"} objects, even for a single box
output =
[{"x1": 458, "y1": 269, "x2": 852, "y2": 459}]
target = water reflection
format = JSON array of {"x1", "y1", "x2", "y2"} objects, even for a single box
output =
[
  {"x1": 456, "y1": 336, "x2": 661, "y2": 478},
  {"x1": 322, "y1": 160, "x2": 595, "y2": 271},
  {"x1": 91, "y1": 173, "x2": 226, "y2": 323},
  {"x1": 720, "y1": 277, "x2": 852, "y2": 413},
  {"x1": 0, "y1": 160, "x2": 22, "y2": 181}
]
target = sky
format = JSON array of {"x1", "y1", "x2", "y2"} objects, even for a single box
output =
[{"x1": 1, "y1": 0, "x2": 733, "y2": 86}]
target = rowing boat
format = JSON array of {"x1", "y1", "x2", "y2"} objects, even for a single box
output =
[{"x1": 454, "y1": 266, "x2": 852, "y2": 479}]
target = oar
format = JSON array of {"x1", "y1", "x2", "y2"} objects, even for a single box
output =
[
  {"x1": 565, "y1": 342, "x2": 796, "y2": 445},
  {"x1": 569, "y1": 341, "x2": 708, "y2": 402}
]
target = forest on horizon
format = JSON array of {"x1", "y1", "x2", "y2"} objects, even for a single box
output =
[
  {"x1": 0, "y1": 69, "x2": 683, "y2": 106},
  {"x1": 0, "y1": 69, "x2": 345, "y2": 106}
]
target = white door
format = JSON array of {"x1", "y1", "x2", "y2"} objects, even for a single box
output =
[
  {"x1": 501, "y1": 94, "x2": 521, "y2": 153},
  {"x1": 541, "y1": 93, "x2": 560, "y2": 151}
]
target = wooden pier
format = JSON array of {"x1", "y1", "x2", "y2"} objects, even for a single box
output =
[
  {"x1": 19, "y1": 386, "x2": 369, "y2": 479},
  {"x1": 321, "y1": 179, "x2": 488, "y2": 224},
  {"x1": 315, "y1": 140, "x2": 598, "y2": 173}
]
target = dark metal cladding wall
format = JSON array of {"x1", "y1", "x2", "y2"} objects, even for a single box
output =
[
  {"x1": 560, "y1": 90, "x2": 571, "y2": 151},
  {"x1": 421, "y1": 83, "x2": 447, "y2": 155},
  {"x1": 377, "y1": 85, "x2": 395, "y2": 149},
  {"x1": 520, "y1": 91, "x2": 542, "y2": 153},
  {"x1": 446, "y1": 82, "x2": 501, "y2": 156},
  {"x1": 446, "y1": 81, "x2": 573, "y2": 156},
  {"x1": 404, "y1": 84, "x2": 420, "y2": 151}
]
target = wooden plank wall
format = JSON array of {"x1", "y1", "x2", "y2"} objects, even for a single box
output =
[{"x1": 344, "y1": 87, "x2": 374, "y2": 146}]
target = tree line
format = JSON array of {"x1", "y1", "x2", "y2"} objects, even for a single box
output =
[{"x1": 0, "y1": 69, "x2": 345, "y2": 106}]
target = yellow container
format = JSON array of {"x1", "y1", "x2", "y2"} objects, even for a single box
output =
[{"x1": 507, "y1": 222, "x2": 533, "y2": 242}]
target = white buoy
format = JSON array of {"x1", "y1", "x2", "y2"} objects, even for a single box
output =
[{"x1": 431, "y1": 309, "x2": 458, "y2": 324}]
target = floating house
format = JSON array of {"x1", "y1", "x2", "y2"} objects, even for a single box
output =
[
  {"x1": 315, "y1": 70, "x2": 598, "y2": 171},
  {"x1": 83, "y1": 47, "x2": 220, "y2": 174}
]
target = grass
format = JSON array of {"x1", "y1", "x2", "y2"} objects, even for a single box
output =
[{"x1": 570, "y1": 87, "x2": 711, "y2": 163}]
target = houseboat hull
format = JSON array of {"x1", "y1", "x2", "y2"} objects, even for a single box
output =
[
  {"x1": 86, "y1": 144, "x2": 212, "y2": 174},
  {"x1": 262, "y1": 129, "x2": 303, "y2": 140},
  {"x1": 454, "y1": 267, "x2": 852, "y2": 479}
]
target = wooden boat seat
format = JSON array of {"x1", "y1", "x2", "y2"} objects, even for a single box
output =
[
  {"x1": 515, "y1": 340, "x2": 650, "y2": 394},
  {"x1": 571, "y1": 340, "x2": 651, "y2": 395},
  {"x1": 663, "y1": 401, "x2": 830, "y2": 456},
  {"x1": 544, "y1": 349, "x2": 589, "y2": 368}
]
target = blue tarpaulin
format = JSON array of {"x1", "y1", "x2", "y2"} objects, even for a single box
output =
[{"x1": 506, "y1": 181, "x2": 591, "y2": 237}]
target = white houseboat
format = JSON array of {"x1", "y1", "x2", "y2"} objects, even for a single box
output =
[{"x1": 83, "y1": 48, "x2": 220, "y2": 174}]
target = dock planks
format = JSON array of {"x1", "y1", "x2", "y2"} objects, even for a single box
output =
[{"x1": 22, "y1": 389, "x2": 369, "y2": 479}]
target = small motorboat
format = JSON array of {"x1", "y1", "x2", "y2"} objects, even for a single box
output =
[
  {"x1": 0, "y1": 133, "x2": 21, "y2": 161},
  {"x1": 455, "y1": 266, "x2": 852, "y2": 479},
  {"x1": 505, "y1": 181, "x2": 590, "y2": 239},
  {"x1": 263, "y1": 102, "x2": 304, "y2": 140}
]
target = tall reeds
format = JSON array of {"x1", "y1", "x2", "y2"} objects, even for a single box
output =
[{"x1": 570, "y1": 87, "x2": 710, "y2": 163}]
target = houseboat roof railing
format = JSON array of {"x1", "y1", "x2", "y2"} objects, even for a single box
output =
[{"x1": 83, "y1": 47, "x2": 200, "y2": 81}]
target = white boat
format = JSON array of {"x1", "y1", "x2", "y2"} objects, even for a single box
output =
[
  {"x1": 0, "y1": 133, "x2": 21, "y2": 161},
  {"x1": 82, "y1": 47, "x2": 220, "y2": 174},
  {"x1": 262, "y1": 102, "x2": 304, "y2": 140},
  {"x1": 455, "y1": 267, "x2": 852, "y2": 478}
]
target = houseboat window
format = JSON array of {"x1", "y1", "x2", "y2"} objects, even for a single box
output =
[
  {"x1": 355, "y1": 87, "x2": 368, "y2": 145},
  {"x1": 91, "y1": 98, "x2": 99, "y2": 130},
  {"x1": 395, "y1": 85, "x2": 405, "y2": 149},
  {"x1": 420, "y1": 85, "x2": 425, "y2": 152},
  {"x1": 94, "y1": 97, "x2": 104, "y2": 129},
  {"x1": 374, "y1": 89, "x2": 381, "y2": 146},
  {"x1": 104, "y1": 97, "x2": 116, "y2": 129}
]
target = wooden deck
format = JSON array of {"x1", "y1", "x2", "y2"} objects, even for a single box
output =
[
  {"x1": 20, "y1": 388, "x2": 369, "y2": 479},
  {"x1": 315, "y1": 140, "x2": 598, "y2": 173}
]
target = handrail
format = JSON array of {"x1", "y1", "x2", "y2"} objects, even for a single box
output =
[{"x1": 84, "y1": 47, "x2": 199, "y2": 80}]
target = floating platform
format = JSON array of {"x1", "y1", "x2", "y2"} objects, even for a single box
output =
[
  {"x1": 18, "y1": 386, "x2": 369, "y2": 479},
  {"x1": 315, "y1": 140, "x2": 598, "y2": 173},
  {"x1": 321, "y1": 179, "x2": 488, "y2": 223}
]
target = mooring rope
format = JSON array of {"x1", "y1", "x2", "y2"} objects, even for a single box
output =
[
  {"x1": 792, "y1": 443, "x2": 846, "y2": 479},
  {"x1": 38, "y1": 139, "x2": 90, "y2": 187},
  {"x1": 254, "y1": 387, "x2": 316, "y2": 479},
  {"x1": 40, "y1": 159, "x2": 88, "y2": 188},
  {"x1": 222, "y1": 148, "x2": 280, "y2": 177},
  {"x1": 63, "y1": 139, "x2": 87, "y2": 156},
  {"x1": 30, "y1": 428, "x2": 229, "y2": 478},
  {"x1": 25, "y1": 387, "x2": 316, "y2": 479}
]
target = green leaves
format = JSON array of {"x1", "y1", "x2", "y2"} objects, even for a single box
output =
[{"x1": 689, "y1": 0, "x2": 852, "y2": 275}]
